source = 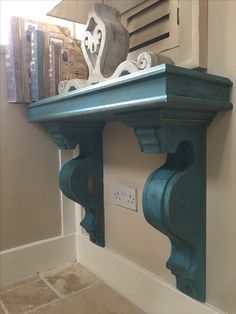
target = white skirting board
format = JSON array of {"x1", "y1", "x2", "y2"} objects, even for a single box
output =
[
  {"x1": 0, "y1": 234, "x2": 76, "y2": 287},
  {"x1": 77, "y1": 235, "x2": 226, "y2": 314}
]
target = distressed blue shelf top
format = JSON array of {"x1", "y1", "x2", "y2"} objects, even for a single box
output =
[{"x1": 28, "y1": 64, "x2": 232, "y2": 123}]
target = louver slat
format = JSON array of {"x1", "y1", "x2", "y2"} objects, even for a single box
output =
[
  {"x1": 129, "y1": 17, "x2": 170, "y2": 51},
  {"x1": 127, "y1": 0, "x2": 170, "y2": 34},
  {"x1": 121, "y1": 0, "x2": 177, "y2": 55}
]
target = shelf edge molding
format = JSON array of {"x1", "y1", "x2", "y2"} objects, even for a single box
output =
[{"x1": 28, "y1": 64, "x2": 233, "y2": 302}]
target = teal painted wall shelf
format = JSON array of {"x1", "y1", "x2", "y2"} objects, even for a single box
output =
[{"x1": 28, "y1": 64, "x2": 232, "y2": 302}]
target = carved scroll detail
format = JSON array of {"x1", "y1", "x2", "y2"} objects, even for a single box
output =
[
  {"x1": 59, "y1": 4, "x2": 174, "y2": 93},
  {"x1": 83, "y1": 4, "x2": 130, "y2": 84},
  {"x1": 110, "y1": 52, "x2": 174, "y2": 79}
]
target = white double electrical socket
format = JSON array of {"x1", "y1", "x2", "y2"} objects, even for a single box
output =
[{"x1": 111, "y1": 184, "x2": 137, "y2": 211}]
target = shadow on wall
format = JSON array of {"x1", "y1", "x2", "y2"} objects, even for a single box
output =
[{"x1": 103, "y1": 121, "x2": 174, "y2": 284}]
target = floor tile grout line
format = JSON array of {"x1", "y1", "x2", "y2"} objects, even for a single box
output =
[
  {"x1": 26, "y1": 281, "x2": 146, "y2": 314},
  {"x1": 25, "y1": 298, "x2": 62, "y2": 314},
  {"x1": 38, "y1": 274, "x2": 63, "y2": 299},
  {"x1": 1, "y1": 262, "x2": 145, "y2": 314},
  {"x1": 0, "y1": 262, "x2": 95, "y2": 295},
  {"x1": 26, "y1": 282, "x2": 101, "y2": 313},
  {"x1": 0, "y1": 277, "x2": 40, "y2": 295},
  {"x1": 0, "y1": 300, "x2": 9, "y2": 314}
]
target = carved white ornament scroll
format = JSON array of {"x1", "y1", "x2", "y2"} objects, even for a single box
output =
[{"x1": 59, "y1": 3, "x2": 174, "y2": 94}]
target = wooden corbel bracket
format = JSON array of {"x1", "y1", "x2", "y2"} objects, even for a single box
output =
[
  {"x1": 41, "y1": 121, "x2": 105, "y2": 247},
  {"x1": 118, "y1": 110, "x2": 213, "y2": 301},
  {"x1": 139, "y1": 126, "x2": 206, "y2": 301},
  {"x1": 28, "y1": 64, "x2": 232, "y2": 302}
]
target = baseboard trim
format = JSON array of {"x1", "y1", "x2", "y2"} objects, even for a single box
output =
[
  {"x1": 0, "y1": 234, "x2": 76, "y2": 287},
  {"x1": 77, "y1": 235, "x2": 226, "y2": 314}
]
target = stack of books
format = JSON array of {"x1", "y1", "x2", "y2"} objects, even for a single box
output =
[{"x1": 5, "y1": 16, "x2": 88, "y2": 103}]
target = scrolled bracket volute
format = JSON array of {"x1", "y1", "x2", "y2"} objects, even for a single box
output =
[
  {"x1": 134, "y1": 125, "x2": 207, "y2": 301},
  {"x1": 41, "y1": 121, "x2": 105, "y2": 247}
]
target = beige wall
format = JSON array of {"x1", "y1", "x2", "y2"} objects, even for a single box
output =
[
  {"x1": 104, "y1": 122, "x2": 174, "y2": 284},
  {"x1": 207, "y1": 1, "x2": 236, "y2": 312},
  {"x1": 0, "y1": 50, "x2": 62, "y2": 251},
  {"x1": 103, "y1": 1, "x2": 236, "y2": 313}
]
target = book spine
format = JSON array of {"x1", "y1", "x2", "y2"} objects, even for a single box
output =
[
  {"x1": 19, "y1": 17, "x2": 32, "y2": 103},
  {"x1": 5, "y1": 17, "x2": 24, "y2": 103},
  {"x1": 54, "y1": 42, "x2": 62, "y2": 94},
  {"x1": 30, "y1": 30, "x2": 44, "y2": 101},
  {"x1": 48, "y1": 38, "x2": 63, "y2": 96},
  {"x1": 48, "y1": 44, "x2": 56, "y2": 97}
]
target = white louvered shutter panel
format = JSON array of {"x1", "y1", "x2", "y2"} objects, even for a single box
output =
[
  {"x1": 119, "y1": 0, "x2": 207, "y2": 69},
  {"x1": 121, "y1": 0, "x2": 178, "y2": 55}
]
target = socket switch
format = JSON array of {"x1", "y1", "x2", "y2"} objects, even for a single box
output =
[{"x1": 111, "y1": 184, "x2": 137, "y2": 211}]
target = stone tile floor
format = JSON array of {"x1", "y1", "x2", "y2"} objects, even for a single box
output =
[{"x1": 0, "y1": 263, "x2": 145, "y2": 314}]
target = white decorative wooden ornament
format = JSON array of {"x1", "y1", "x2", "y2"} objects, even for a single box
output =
[
  {"x1": 83, "y1": 3, "x2": 130, "y2": 84},
  {"x1": 59, "y1": 3, "x2": 174, "y2": 94}
]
